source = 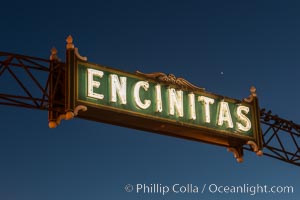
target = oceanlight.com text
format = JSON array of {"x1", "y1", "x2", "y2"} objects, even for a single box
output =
[{"x1": 124, "y1": 183, "x2": 294, "y2": 196}]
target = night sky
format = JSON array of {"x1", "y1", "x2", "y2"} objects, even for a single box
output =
[{"x1": 0, "y1": 0, "x2": 299, "y2": 200}]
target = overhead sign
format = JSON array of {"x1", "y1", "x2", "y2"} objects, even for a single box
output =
[
  {"x1": 78, "y1": 62, "x2": 253, "y2": 136},
  {"x1": 53, "y1": 36, "x2": 263, "y2": 162}
]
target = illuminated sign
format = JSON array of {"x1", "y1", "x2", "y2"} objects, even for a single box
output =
[
  {"x1": 78, "y1": 63, "x2": 253, "y2": 136},
  {"x1": 56, "y1": 39, "x2": 263, "y2": 162}
]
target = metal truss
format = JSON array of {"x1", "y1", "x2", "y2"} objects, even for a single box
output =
[
  {"x1": 1, "y1": 51, "x2": 300, "y2": 166},
  {"x1": 258, "y1": 109, "x2": 300, "y2": 166},
  {"x1": 0, "y1": 51, "x2": 65, "y2": 113}
]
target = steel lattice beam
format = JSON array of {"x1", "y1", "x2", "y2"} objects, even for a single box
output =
[
  {"x1": 0, "y1": 51, "x2": 65, "y2": 112},
  {"x1": 258, "y1": 109, "x2": 300, "y2": 166}
]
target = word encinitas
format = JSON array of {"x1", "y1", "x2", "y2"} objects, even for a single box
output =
[
  {"x1": 136, "y1": 184, "x2": 199, "y2": 195},
  {"x1": 86, "y1": 68, "x2": 252, "y2": 133}
]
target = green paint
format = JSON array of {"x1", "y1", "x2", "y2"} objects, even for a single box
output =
[{"x1": 77, "y1": 62, "x2": 254, "y2": 137}]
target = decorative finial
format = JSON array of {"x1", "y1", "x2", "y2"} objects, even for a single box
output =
[
  {"x1": 243, "y1": 86, "x2": 257, "y2": 103},
  {"x1": 66, "y1": 35, "x2": 74, "y2": 49},
  {"x1": 247, "y1": 141, "x2": 263, "y2": 156},
  {"x1": 227, "y1": 147, "x2": 244, "y2": 163},
  {"x1": 250, "y1": 86, "x2": 256, "y2": 97},
  {"x1": 50, "y1": 47, "x2": 58, "y2": 61},
  {"x1": 49, "y1": 105, "x2": 88, "y2": 128}
]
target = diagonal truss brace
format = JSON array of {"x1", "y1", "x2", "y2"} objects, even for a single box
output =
[
  {"x1": 0, "y1": 51, "x2": 65, "y2": 112},
  {"x1": 244, "y1": 109, "x2": 300, "y2": 167}
]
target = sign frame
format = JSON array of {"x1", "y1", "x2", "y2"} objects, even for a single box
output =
[{"x1": 57, "y1": 36, "x2": 263, "y2": 162}]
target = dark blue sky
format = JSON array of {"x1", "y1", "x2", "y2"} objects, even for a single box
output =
[{"x1": 0, "y1": 0, "x2": 299, "y2": 199}]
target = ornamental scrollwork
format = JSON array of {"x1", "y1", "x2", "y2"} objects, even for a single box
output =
[{"x1": 136, "y1": 71, "x2": 205, "y2": 91}]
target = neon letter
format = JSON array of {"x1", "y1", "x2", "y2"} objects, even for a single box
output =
[
  {"x1": 236, "y1": 105, "x2": 251, "y2": 132},
  {"x1": 217, "y1": 101, "x2": 233, "y2": 128},
  {"x1": 198, "y1": 96, "x2": 215, "y2": 123},
  {"x1": 109, "y1": 74, "x2": 127, "y2": 104},
  {"x1": 168, "y1": 88, "x2": 183, "y2": 117},
  {"x1": 133, "y1": 81, "x2": 151, "y2": 109},
  {"x1": 188, "y1": 93, "x2": 196, "y2": 120},
  {"x1": 155, "y1": 84, "x2": 163, "y2": 112},
  {"x1": 87, "y1": 68, "x2": 104, "y2": 100}
]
